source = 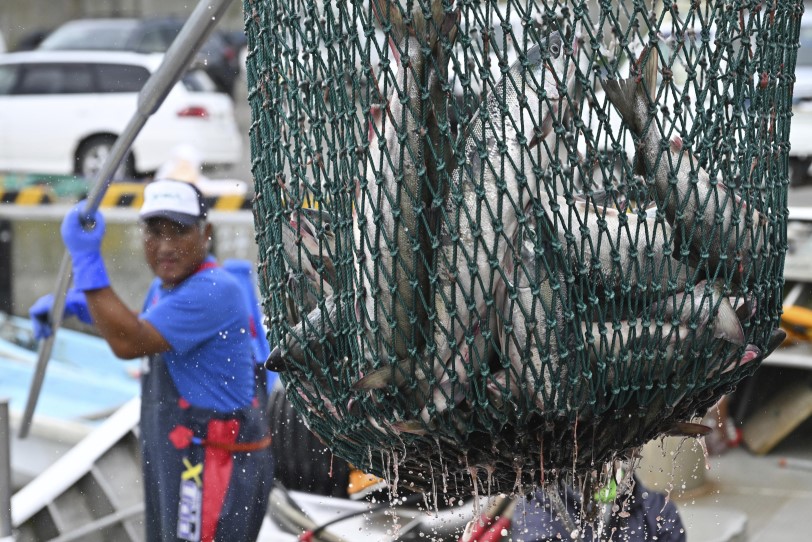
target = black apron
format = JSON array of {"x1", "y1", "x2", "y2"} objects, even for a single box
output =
[{"x1": 140, "y1": 352, "x2": 274, "y2": 542}]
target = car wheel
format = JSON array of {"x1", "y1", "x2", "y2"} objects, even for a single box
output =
[
  {"x1": 266, "y1": 383, "x2": 351, "y2": 498},
  {"x1": 75, "y1": 136, "x2": 135, "y2": 181}
]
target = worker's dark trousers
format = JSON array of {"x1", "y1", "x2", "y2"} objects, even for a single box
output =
[
  {"x1": 512, "y1": 476, "x2": 685, "y2": 542},
  {"x1": 140, "y1": 354, "x2": 274, "y2": 542}
]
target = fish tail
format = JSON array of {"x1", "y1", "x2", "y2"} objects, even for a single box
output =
[
  {"x1": 392, "y1": 419, "x2": 430, "y2": 435},
  {"x1": 666, "y1": 421, "x2": 711, "y2": 437},
  {"x1": 640, "y1": 47, "x2": 658, "y2": 104},
  {"x1": 602, "y1": 77, "x2": 644, "y2": 133},
  {"x1": 602, "y1": 47, "x2": 659, "y2": 136}
]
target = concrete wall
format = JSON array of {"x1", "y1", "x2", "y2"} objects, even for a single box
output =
[
  {"x1": 0, "y1": 205, "x2": 258, "y2": 318},
  {"x1": 0, "y1": 0, "x2": 245, "y2": 52}
]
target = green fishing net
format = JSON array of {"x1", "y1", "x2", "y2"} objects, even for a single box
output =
[{"x1": 245, "y1": 0, "x2": 797, "y2": 497}]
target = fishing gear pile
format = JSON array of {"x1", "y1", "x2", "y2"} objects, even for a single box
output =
[{"x1": 245, "y1": 0, "x2": 797, "y2": 498}]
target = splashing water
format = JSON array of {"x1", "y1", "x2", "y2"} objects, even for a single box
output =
[
  {"x1": 485, "y1": 464, "x2": 495, "y2": 500},
  {"x1": 391, "y1": 449, "x2": 400, "y2": 496},
  {"x1": 698, "y1": 436, "x2": 712, "y2": 471},
  {"x1": 466, "y1": 457, "x2": 482, "y2": 525},
  {"x1": 434, "y1": 436, "x2": 448, "y2": 495}
]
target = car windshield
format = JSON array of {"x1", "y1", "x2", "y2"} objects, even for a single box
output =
[
  {"x1": 181, "y1": 69, "x2": 218, "y2": 93},
  {"x1": 39, "y1": 20, "x2": 140, "y2": 51}
]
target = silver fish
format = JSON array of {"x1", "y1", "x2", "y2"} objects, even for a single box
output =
[
  {"x1": 499, "y1": 215, "x2": 745, "y2": 413},
  {"x1": 561, "y1": 194, "x2": 691, "y2": 300},
  {"x1": 581, "y1": 278, "x2": 746, "y2": 396},
  {"x1": 280, "y1": 209, "x2": 336, "y2": 325},
  {"x1": 496, "y1": 221, "x2": 573, "y2": 411},
  {"x1": 602, "y1": 50, "x2": 768, "y2": 286},
  {"x1": 356, "y1": 31, "x2": 581, "y2": 393},
  {"x1": 355, "y1": 0, "x2": 457, "y2": 368},
  {"x1": 266, "y1": 294, "x2": 340, "y2": 373}
]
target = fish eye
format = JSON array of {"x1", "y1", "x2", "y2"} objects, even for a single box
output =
[{"x1": 549, "y1": 43, "x2": 561, "y2": 58}]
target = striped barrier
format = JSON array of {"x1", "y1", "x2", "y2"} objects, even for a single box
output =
[
  {"x1": 99, "y1": 183, "x2": 146, "y2": 209},
  {"x1": 0, "y1": 186, "x2": 56, "y2": 205},
  {"x1": 0, "y1": 176, "x2": 253, "y2": 210},
  {"x1": 98, "y1": 184, "x2": 253, "y2": 210}
]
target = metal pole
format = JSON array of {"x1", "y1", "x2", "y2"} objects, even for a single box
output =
[
  {"x1": 1, "y1": 398, "x2": 13, "y2": 540},
  {"x1": 17, "y1": 0, "x2": 236, "y2": 439}
]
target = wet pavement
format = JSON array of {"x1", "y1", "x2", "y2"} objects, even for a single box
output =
[{"x1": 674, "y1": 418, "x2": 812, "y2": 541}]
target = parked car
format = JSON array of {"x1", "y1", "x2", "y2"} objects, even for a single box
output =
[
  {"x1": 13, "y1": 29, "x2": 51, "y2": 52},
  {"x1": 0, "y1": 50, "x2": 242, "y2": 179},
  {"x1": 793, "y1": 10, "x2": 812, "y2": 103},
  {"x1": 37, "y1": 18, "x2": 241, "y2": 96}
]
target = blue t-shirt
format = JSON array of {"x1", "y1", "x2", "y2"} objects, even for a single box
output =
[{"x1": 140, "y1": 256, "x2": 256, "y2": 412}]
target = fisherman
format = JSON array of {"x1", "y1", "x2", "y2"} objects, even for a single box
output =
[{"x1": 30, "y1": 179, "x2": 273, "y2": 542}]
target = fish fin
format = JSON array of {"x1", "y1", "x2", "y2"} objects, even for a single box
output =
[
  {"x1": 602, "y1": 77, "x2": 643, "y2": 133},
  {"x1": 353, "y1": 358, "x2": 412, "y2": 390},
  {"x1": 640, "y1": 47, "x2": 659, "y2": 104},
  {"x1": 392, "y1": 419, "x2": 431, "y2": 435},
  {"x1": 666, "y1": 421, "x2": 711, "y2": 437},
  {"x1": 713, "y1": 296, "x2": 745, "y2": 346},
  {"x1": 352, "y1": 367, "x2": 390, "y2": 390}
]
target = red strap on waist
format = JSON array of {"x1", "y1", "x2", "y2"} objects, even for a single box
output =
[{"x1": 201, "y1": 435, "x2": 272, "y2": 453}]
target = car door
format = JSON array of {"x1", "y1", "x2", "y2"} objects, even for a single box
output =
[
  {"x1": 0, "y1": 63, "x2": 21, "y2": 169},
  {"x1": 3, "y1": 62, "x2": 96, "y2": 174}
]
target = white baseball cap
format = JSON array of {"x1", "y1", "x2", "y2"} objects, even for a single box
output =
[{"x1": 139, "y1": 179, "x2": 208, "y2": 226}]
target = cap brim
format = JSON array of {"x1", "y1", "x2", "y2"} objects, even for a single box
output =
[{"x1": 139, "y1": 210, "x2": 201, "y2": 226}]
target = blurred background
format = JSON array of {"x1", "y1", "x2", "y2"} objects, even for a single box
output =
[
  {"x1": 0, "y1": 0, "x2": 244, "y2": 54},
  {"x1": 0, "y1": 0, "x2": 253, "y2": 184}
]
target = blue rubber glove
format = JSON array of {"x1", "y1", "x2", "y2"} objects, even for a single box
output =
[
  {"x1": 28, "y1": 289, "x2": 93, "y2": 340},
  {"x1": 60, "y1": 201, "x2": 110, "y2": 291}
]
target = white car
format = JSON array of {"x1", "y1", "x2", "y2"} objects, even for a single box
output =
[{"x1": 0, "y1": 50, "x2": 242, "y2": 179}]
